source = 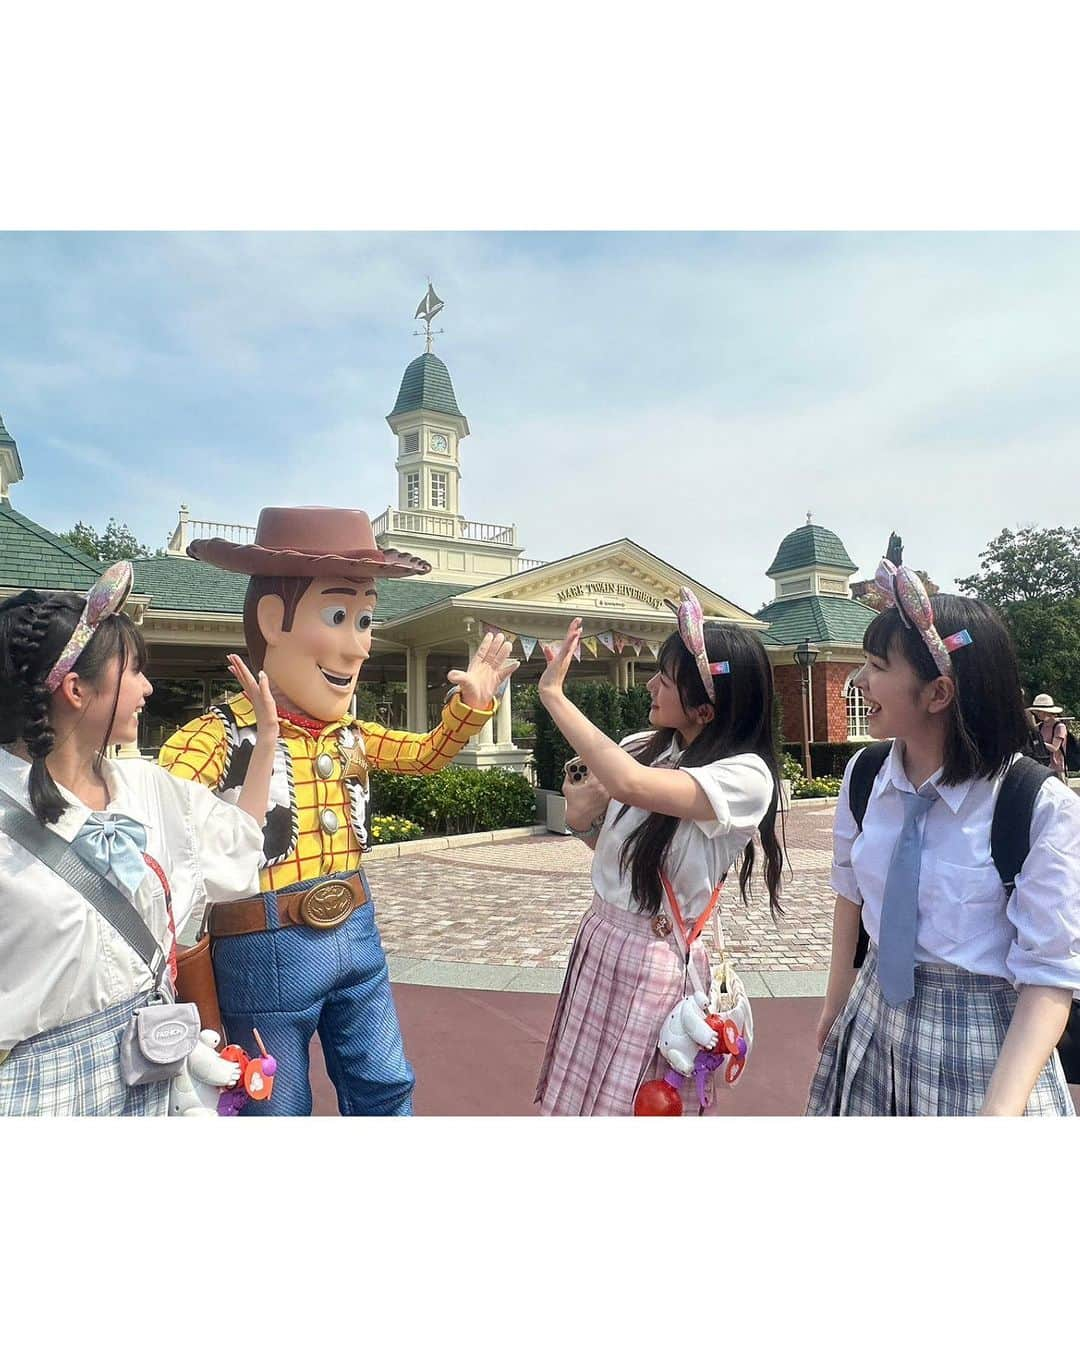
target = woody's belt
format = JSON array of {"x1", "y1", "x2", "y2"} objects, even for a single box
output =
[{"x1": 208, "y1": 872, "x2": 370, "y2": 938}]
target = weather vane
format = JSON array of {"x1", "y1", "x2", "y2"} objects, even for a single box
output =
[{"x1": 413, "y1": 280, "x2": 445, "y2": 353}]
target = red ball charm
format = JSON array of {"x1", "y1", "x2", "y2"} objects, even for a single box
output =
[{"x1": 633, "y1": 1079, "x2": 684, "y2": 1116}]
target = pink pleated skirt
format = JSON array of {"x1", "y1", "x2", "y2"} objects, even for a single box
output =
[{"x1": 535, "y1": 893, "x2": 714, "y2": 1117}]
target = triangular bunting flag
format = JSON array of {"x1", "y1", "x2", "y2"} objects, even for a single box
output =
[
  {"x1": 628, "y1": 637, "x2": 643, "y2": 656},
  {"x1": 519, "y1": 635, "x2": 538, "y2": 660},
  {"x1": 613, "y1": 634, "x2": 626, "y2": 654},
  {"x1": 583, "y1": 636, "x2": 599, "y2": 658},
  {"x1": 483, "y1": 623, "x2": 503, "y2": 640},
  {"x1": 647, "y1": 641, "x2": 661, "y2": 658},
  {"x1": 501, "y1": 632, "x2": 518, "y2": 649},
  {"x1": 597, "y1": 631, "x2": 616, "y2": 653},
  {"x1": 572, "y1": 644, "x2": 582, "y2": 661}
]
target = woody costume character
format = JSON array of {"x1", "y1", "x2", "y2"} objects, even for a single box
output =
[{"x1": 159, "y1": 507, "x2": 518, "y2": 1116}]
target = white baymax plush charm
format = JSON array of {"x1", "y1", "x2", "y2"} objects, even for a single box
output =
[
  {"x1": 658, "y1": 991, "x2": 720, "y2": 1077},
  {"x1": 168, "y1": 1029, "x2": 242, "y2": 1117}
]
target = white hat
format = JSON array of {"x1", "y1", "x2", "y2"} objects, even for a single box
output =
[{"x1": 1029, "y1": 693, "x2": 1065, "y2": 715}]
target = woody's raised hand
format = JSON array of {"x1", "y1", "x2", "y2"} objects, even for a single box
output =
[{"x1": 447, "y1": 632, "x2": 520, "y2": 710}]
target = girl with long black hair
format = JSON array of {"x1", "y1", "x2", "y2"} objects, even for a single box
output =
[{"x1": 535, "y1": 594, "x2": 784, "y2": 1116}]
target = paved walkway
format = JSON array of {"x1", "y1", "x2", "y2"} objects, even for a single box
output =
[{"x1": 367, "y1": 801, "x2": 838, "y2": 996}]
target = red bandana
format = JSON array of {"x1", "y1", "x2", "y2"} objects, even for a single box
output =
[{"x1": 276, "y1": 706, "x2": 332, "y2": 735}]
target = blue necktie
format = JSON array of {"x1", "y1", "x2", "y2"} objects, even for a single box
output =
[
  {"x1": 71, "y1": 811, "x2": 149, "y2": 897},
  {"x1": 877, "y1": 786, "x2": 937, "y2": 1007}
]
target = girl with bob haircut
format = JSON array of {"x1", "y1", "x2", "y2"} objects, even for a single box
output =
[
  {"x1": 535, "y1": 595, "x2": 784, "y2": 1116},
  {"x1": 808, "y1": 546, "x2": 1080, "y2": 1116},
  {"x1": 0, "y1": 562, "x2": 277, "y2": 1116}
]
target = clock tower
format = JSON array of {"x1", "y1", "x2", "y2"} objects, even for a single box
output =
[{"x1": 373, "y1": 285, "x2": 528, "y2": 583}]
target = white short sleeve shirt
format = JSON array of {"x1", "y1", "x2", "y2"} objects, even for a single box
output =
[
  {"x1": 0, "y1": 749, "x2": 264, "y2": 1050},
  {"x1": 591, "y1": 735, "x2": 775, "y2": 921},
  {"x1": 832, "y1": 740, "x2": 1080, "y2": 991}
]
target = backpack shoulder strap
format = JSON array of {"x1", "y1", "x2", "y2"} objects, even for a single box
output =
[
  {"x1": 849, "y1": 740, "x2": 893, "y2": 831},
  {"x1": 991, "y1": 755, "x2": 1053, "y2": 893},
  {"x1": 848, "y1": 741, "x2": 892, "y2": 971}
]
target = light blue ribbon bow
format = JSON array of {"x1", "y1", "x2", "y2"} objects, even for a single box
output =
[{"x1": 72, "y1": 811, "x2": 149, "y2": 896}]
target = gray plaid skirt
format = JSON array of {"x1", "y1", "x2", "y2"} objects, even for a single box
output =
[
  {"x1": 807, "y1": 947, "x2": 1075, "y2": 1117},
  {"x1": 0, "y1": 993, "x2": 170, "y2": 1117}
]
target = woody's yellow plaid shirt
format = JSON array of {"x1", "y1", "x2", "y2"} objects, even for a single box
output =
[{"x1": 159, "y1": 693, "x2": 495, "y2": 893}]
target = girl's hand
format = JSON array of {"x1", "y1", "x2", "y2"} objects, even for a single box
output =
[
  {"x1": 227, "y1": 653, "x2": 279, "y2": 741},
  {"x1": 815, "y1": 1003, "x2": 843, "y2": 1054},
  {"x1": 538, "y1": 619, "x2": 583, "y2": 698},
  {"x1": 448, "y1": 632, "x2": 521, "y2": 710}
]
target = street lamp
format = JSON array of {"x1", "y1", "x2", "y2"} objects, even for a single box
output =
[{"x1": 793, "y1": 638, "x2": 819, "y2": 782}]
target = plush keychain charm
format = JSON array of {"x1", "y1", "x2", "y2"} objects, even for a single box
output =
[{"x1": 216, "y1": 1028, "x2": 278, "y2": 1115}]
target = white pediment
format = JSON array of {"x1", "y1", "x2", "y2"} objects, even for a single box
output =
[{"x1": 456, "y1": 540, "x2": 763, "y2": 625}]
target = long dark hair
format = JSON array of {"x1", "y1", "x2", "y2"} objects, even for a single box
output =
[
  {"x1": 616, "y1": 624, "x2": 784, "y2": 916},
  {"x1": 863, "y1": 593, "x2": 1030, "y2": 785},
  {"x1": 0, "y1": 589, "x2": 147, "y2": 825}
]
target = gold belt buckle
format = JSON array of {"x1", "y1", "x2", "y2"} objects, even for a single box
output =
[{"x1": 296, "y1": 880, "x2": 356, "y2": 930}]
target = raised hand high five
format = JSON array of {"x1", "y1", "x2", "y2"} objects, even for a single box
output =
[
  {"x1": 447, "y1": 632, "x2": 521, "y2": 710},
  {"x1": 538, "y1": 619, "x2": 583, "y2": 699}
]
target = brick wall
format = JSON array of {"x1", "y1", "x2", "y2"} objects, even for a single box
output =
[{"x1": 772, "y1": 659, "x2": 862, "y2": 744}]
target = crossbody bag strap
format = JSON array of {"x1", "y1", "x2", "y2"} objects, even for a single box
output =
[
  {"x1": 660, "y1": 872, "x2": 725, "y2": 1001},
  {"x1": 0, "y1": 786, "x2": 170, "y2": 995}
]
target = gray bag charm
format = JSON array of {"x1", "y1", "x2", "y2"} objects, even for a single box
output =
[{"x1": 119, "y1": 999, "x2": 201, "y2": 1086}]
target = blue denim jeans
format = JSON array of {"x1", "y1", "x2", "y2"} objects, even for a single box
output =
[{"x1": 211, "y1": 873, "x2": 414, "y2": 1116}]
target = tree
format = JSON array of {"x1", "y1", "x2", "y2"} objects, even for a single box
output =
[
  {"x1": 956, "y1": 526, "x2": 1080, "y2": 606},
  {"x1": 58, "y1": 517, "x2": 158, "y2": 562},
  {"x1": 1003, "y1": 598, "x2": 1080, "y2": 717}
]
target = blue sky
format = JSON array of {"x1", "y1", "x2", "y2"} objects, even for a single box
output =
[{"x1": 2, "y1": 231, "x2": 1079, "y2": 614}]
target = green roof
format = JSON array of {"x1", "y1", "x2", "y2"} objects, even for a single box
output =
[
  {"x1": 756, "y1": 594, "x2": 875, "y2": 646},
  {"x1": 766, "y1": 523, "x2": 856, "y2": 577},
  {"x1": 0, "y1": 412, "x2": 16, "y2": 451},
  {"x1": 389, "y1": 353, "x2": 463, "y2": 418},
  {"x1": 0, "y1": 501, "x2": 104, "y2": 590},
  {"x1": 130, "y1": 554, "x2": 472, "y2": 621}
]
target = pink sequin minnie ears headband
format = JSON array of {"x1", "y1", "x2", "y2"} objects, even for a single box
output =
[
  {"x1": 873, "y1": 558, "x2": 972, "y2": 678},
  {"x1": 665, "y1": 586, "x2": 730, "y2": 704},
  {"x1": 44, "y1": 561, "x2": 134, "y2": 693}
]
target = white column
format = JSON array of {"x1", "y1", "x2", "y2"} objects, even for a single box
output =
[
  {"x1": 406, "y1": 647, "x2": 429, "y2": 733},
  {"x1": 495, "y1": 676, "x2": 513, "y2": 745}
]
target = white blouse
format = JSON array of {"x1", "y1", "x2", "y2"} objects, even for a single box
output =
[
  {"x1": 0, "y1": 749, "x2": 264, "y2": 1051},
  {"x1": 591, "y1": 734, "x2": 775, "y2": 921},
  {"x1": 832, "y1": 740, "x2": 1080, "y2": 991}
]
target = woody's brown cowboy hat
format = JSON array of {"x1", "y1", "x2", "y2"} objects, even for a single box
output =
[{"x1": 187, "y1": 507, "x2": 432, "y2": 579}]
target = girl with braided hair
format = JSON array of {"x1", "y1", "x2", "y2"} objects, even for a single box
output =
[{"x1": 0, "y1": 563, "x2": 277, "y2": 1116}]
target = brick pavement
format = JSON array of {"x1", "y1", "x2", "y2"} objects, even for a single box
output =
[{"x1": 367, "y1": 802, "x2": 838, "y2": 972}]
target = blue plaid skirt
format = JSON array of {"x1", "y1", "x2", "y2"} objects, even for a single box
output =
[
  {"x1": 807, "y1": 947, "x2": 1075, "y2": 1117},
  {"x1": 0, "y1": 994, "x2": 170, "y2": 1117}
]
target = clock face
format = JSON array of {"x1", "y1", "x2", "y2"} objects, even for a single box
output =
[{"x1": 431, "y1": 433, "x2": 449, "y2": 453}]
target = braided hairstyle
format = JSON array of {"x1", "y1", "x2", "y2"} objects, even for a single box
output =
[{"x1": 0, "y1": 588, "x2": 148, "y2": 824}]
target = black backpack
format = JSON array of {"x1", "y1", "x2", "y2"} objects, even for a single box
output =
[{"x1": 847, "y1": 739, "x2": 1080, "y2": 1083}]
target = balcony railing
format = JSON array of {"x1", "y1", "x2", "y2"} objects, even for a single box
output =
[
  {"x1": 167, "y1": 506, "x2": 547, "y2": 572},
  {"x1": 371, "y1": 508, "x2": 520, "y2": 549},
  {"x1": 168, "y1": 507, "x2": 256, "y2": 555}
]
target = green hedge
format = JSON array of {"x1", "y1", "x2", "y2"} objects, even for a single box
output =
[
  {"x1": 370, "y1": 766, "x2": 537, "y2": 835},
  {"x1": 783, "y1": 741, "x2": 864, "y2": 779},
  {"x1": 791, "y1": 775, "x2": 843, "y2": 799},
  {"x1": 533, "y1": 681, "x2": 654, "y2": 789}
]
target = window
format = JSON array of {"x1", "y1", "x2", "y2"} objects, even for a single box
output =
[
  {"x1": 431, "y1": 472, "x2": 448, "y2": 509},
  {"x1": 845, "y1": 676, "x2": 869, "y2": 739},
  {"x1": 406, "y1": 472, "x2": 420, "y2": 509},
  {"x1": 403, "y1": 432, "x2": 419, "y2": 454}
]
